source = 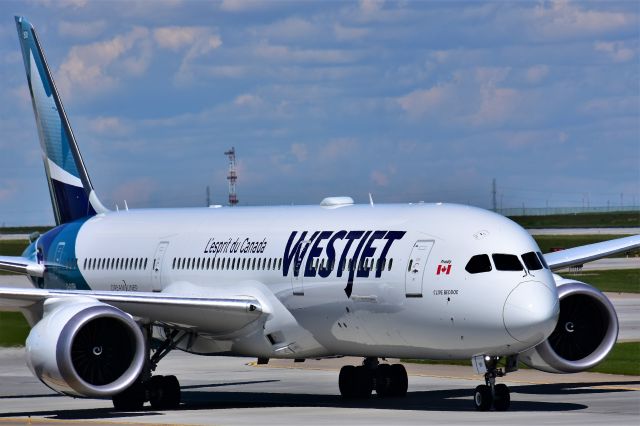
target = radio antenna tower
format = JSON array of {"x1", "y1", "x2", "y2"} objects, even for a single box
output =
[{"x1": 225, "y1": 147, "x2": 238, "y2": 206}]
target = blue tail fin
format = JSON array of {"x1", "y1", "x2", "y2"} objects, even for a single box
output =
[{"x1": 15, "y1": 16, "x2": 108, "y2": 225}]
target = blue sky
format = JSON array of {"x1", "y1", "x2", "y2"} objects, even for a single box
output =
[{"x1": 0, "y1": 0, "x2": 638, "y2": 225}]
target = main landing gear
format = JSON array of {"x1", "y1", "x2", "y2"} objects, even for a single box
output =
[
  {"x1": 112, "y1": 328, "x2": 187, "y2": 411},
  {"x1": 339, "y1": 357, "x2": 408, "y2": 398},
  {"x1": 472, "y1": 355, "x2": 516, "y2": 411}
]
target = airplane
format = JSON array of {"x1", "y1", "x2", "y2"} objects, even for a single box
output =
[{"x1": 1, "y1": 16, "x2": 638, "y2": 412}]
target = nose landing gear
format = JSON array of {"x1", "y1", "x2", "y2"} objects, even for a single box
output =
[{"x1": 472, "y1": 355, "x2": 517, "y2": 411}]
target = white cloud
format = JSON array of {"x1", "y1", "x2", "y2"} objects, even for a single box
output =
[
  {"x1": 32, "y1": 0, "x2": 88, "y2": 8},
  {"x1": 397, "y1": 85, "x2": 451, "y2": 118},
  {"x1": 398, "y1": 67, "x2": 525, "y2": 127},
  {"x1": 154, "y1": 26, "x2": 222, "y2": 84},
  {"x1": 154, "y1": 26, "x2": 214, "y2": 51},
  {"x1": 219, "y1": 0, "x2": 266, "y2": 12},
  {"x1": 233, "y1": 93, "x2": 264, "y2": 108},
  {"x1": 531, "y1": 1, "x2": 634, "y2": 40},
  {"x1": 594, "y1": 41, "x2": 636, "y2": 63},
  {"x1": 58, "y1": 20, "x2": 106, "y2": 39},
  {"x1": 359, "y1": 0, "x2": 385, "y2": 19},
  {"x1": 57, "y1": 27, "x2": 151, "y2": 99},
  {"x1": 87, "y1": 116, "x2": 130, "y2": 135}
]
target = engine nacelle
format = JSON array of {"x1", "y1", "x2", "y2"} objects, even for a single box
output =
[
  {"x1": 25, "y1": 297, "x2": 145, "y2": 397},
  {"x1": 520, "y1": 280, "x2": 618, "y2": 373}
]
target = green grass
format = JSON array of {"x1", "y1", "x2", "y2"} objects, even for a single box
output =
[
  {"x1": 0, "y1": 312, "x2": 30, "y2": 347},
  {"x1": 532, "y1": 234, "x2": 638, "y2": 258},
  {"x1": 0, "y1": 240, "x2": 29, "y2": 256},
  {"x1": 0, "y1": 226, "x2": 52, "y2": 234},
  {"x1": 403, "y1": 342, "x2": 640, "y2": 376},
  {"x1": 510, "y1": 211, "x2": 640, "y2": 228},
  {"x1": 563, "y1": 269, "x2": 640, "y2": 293}
]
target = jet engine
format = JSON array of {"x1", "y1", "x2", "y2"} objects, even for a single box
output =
[
  {"x1": 25, "y1": 297, "x2": 145, "y2": 397},
  {"x1": 520, "y1": 280, "x2": 618, "y2": 373}
]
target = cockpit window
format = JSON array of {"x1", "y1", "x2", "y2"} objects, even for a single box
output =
[
  {"x1": 521, "y1": 251, "x2": 543, "y2": 271},
  {"x1": 492, "y1": 254, "x2": 524, "y2": 271},
  {"x1": 465, "y1": 254, "x2": 492, "y2": 274},
  {"x1": 536, "y1": 252, "x2": 549, "y2": 269}
]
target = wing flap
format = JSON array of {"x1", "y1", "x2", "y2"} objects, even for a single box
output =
[
  {"x1": 0, "y1": 287, "x2": 264, "y2": 335},
  {"x1": 0, "y1": 256, "x2": 44, "y2": 277},
  {"x1": 544, "y1": 235, "x2": 640, "y2": 270}
]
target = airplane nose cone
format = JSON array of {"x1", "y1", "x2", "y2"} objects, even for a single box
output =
[{"x1": 503, "y1": 281, "x2": 559, "y2": 344}]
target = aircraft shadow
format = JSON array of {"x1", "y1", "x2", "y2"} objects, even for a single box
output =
[{"x1": 1, "y1": 380, "x2": 638, "y2": 419}]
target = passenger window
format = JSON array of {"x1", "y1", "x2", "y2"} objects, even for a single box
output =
[
  {"x1": 465, "y1": 254, "x2": 492, "y2": 274},
  {"x1": 278, "y1": 258, "x2": 282, "y2": 270},
  {"x1": 536, "y1": 252, "x2": 549, "y2": 269},
  {"x1": 521, "y1": 251, "x2": 543, "y2": 271},
  {"x1": 407, "y1": 259, "x2": 413, "y2": 272},
  {"x1": 492, "y1": 254, "x2": 524, "y2": 271},
  {"x1": 388, "y1": 258, "x2": 393, "y2": 271}
]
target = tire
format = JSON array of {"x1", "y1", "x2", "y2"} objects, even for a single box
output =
[
  {"x1": 493, "y1": 384, "x2": 510, "y2": 411},
  {"x1": 375, "y1": 364, "x2": 392, "y2": 397},
  {"x1": 112, "y1": 381, "x2": 145, "y2": 411},
  {"x1": 162, "y1": 375, "x2": 181, "y2": 409},
  {"x1": 474, "y1": 385, "x2": 492, "y2": 411},
  {"x1": 389, "y1": 364, "x2": 408, "y2": 397},
  {"x1": 149, "y1": 375, "x2": 181, "y2": 410},
  {"x1": 339, "y1": 365, "x2": 357, "y2": 398},
  {"x1": 354, "y1": 366, "x2": 373, "y2": 397}
]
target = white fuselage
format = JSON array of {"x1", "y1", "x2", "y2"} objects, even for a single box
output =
[{"x1": 61, "y1": 203, "x2": 558, "y2": 360}]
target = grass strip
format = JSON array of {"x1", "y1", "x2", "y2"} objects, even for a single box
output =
[
  {"x1": 562, "y1": 269, "x2": 640, "y2": 293},
  {"x1": 510, "y1": 212, "x2": 640, "y2": 228},
  {"x1": 403, "y1": 342, "x2": 640, "y2": 376}
]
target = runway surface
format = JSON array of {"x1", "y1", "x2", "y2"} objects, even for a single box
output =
[{"x1": 0, "y1": 349, "x2": 638, "y2": 426}]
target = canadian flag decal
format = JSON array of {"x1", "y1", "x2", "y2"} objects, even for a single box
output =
[{"x1": 436, "y1": 264, "x2": 451, "y2": 275}]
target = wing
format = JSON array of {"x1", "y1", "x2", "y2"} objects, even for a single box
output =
[
  {"x1": 0, "y1": 287, "x2": 264, "y2": 335},
  {"x1": 543, "y1": 234, "x2": 640, "y2": 270},
  {"x1": 0, "y1": 255, "x2": 44, "y2": 277}
]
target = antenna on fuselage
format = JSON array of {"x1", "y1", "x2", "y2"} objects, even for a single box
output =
[
  {"x1": 369, "y1": 193, "x2": 374, "y2": 207},
  {"x1": 124, "y1": 200, "x2": 129, "y2": 211}
]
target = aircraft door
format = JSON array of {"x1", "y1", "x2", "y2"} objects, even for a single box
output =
[
  {"x1": 151, "y1": 241, "x2": 169, "y2": 292},
  {"x1": 405, "y1": 240, "x2": 434, "y2": 297},
  {"x1": 292, "y1": 240, "x2": 310, "y2": 296}
]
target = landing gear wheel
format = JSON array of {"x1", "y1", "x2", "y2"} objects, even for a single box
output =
[
  {"x1": 339, "y1": 365, "x2": 357, "y2": 398},
  {"x1": 375, "y1": 364, "x2": 392, "y2": 397},
  {"x1": 493, "y1": 383, "x2": 510, "y2": 411},
  {"x1": 112, "y1": 381, "x2": 145, "y2": 411},
  {"x1": 389, "y1": 364, "x2": 408, "y2": 397},
  {"x1": 149, "y1": 375, "x2": 181, "y2": 410},
  {"x1": 474, "y1": 385, "x2": 492, "y2": 411},
  {"x1": 162, "y1": 375, "x2": 181, "y2": 409},
  {"x1": 354, "y1": 366, "x2": 373, "y2": 397}
]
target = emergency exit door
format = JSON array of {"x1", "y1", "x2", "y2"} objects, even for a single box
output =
[{"x1": 405, "y1": 240, "x2": 434, "y2": 297}]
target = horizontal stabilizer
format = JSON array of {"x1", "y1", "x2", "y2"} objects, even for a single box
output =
[{"x1": 0, "y1": 256, "x2": 44, "y2": 277}]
